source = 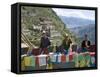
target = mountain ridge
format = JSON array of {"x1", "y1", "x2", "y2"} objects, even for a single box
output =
[{"x1": 59, "y1": 16, "x2": 95, "y2": 28}]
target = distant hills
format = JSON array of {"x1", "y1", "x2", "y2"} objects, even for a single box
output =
[
  {"x1": 58, "y1": 16, "x2": 95, "y2": 45},
  {"x1": 69, "y1": 24, "x2": 95, "y2": 45},
  {"x1": 59, "y1": 16, "x2": 95, "y2": 28}
]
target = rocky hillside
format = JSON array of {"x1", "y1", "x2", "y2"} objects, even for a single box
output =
[{"x1": 21, "y1": 6, "x2": 77, "y2": 47}]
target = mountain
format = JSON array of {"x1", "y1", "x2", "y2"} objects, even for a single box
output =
[
  {"x1": 21, "y1": 6, "x2": 77, "y2": 47},
  {"x1": 59, "y1": 16, "x2": 95, "y2": 28},
  {"x1": 69, "y1": 24, "x2": 95, "y2": 45},
  {"x1": 57, "y1": 15, "x2": 95, "y2": 46}
]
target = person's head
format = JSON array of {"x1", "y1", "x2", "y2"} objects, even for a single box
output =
[
  {"x1": 42, "y1": 31, "x2": 47, "y2": 38},
  {"x1": 84, "y1": 34, "x2": 88, "y2": 40},
  {"x1": 64, "y1": 33, "x2": 68, "y2": 39}
]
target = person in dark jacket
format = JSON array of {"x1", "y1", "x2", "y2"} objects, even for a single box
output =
[
  {"x1": 40, "y1": 31, "x2": 51, "y2": 54},
  {"x1": 81, "y1": 34, "x2": 91, "y2": 52}
]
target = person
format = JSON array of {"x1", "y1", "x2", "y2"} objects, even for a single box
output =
[
  {"x1": 81, "y1": 34, "x2": 91, "y2": 52},
  {"x1": 62, "y1": 34, "x2": 72, "y2": 54},
  {"x1": 40, "y1": 31, "x2": 51, "y2": 54},
  {"x1": 71, "y1": 44, "x2": 77, "y2": 52}
]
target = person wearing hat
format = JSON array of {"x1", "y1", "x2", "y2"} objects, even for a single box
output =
[
  {"x1": 40, "y1": 31, "x2": 51, "y2": 54},
  {"x1": 81, "y1": 34, "x2": 91, "y2": 52},
  {"x1": 62, "y1": 33, "x2": 72, "y2": 54}
]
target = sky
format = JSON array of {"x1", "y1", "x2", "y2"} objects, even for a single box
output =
[{"x1": 53, "y1": 8, "x2": 95, "y2": 20}]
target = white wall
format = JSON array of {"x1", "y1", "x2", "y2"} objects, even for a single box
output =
[{"x1": 0, "y1": 0, "x2": 99, "y2": 76}]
